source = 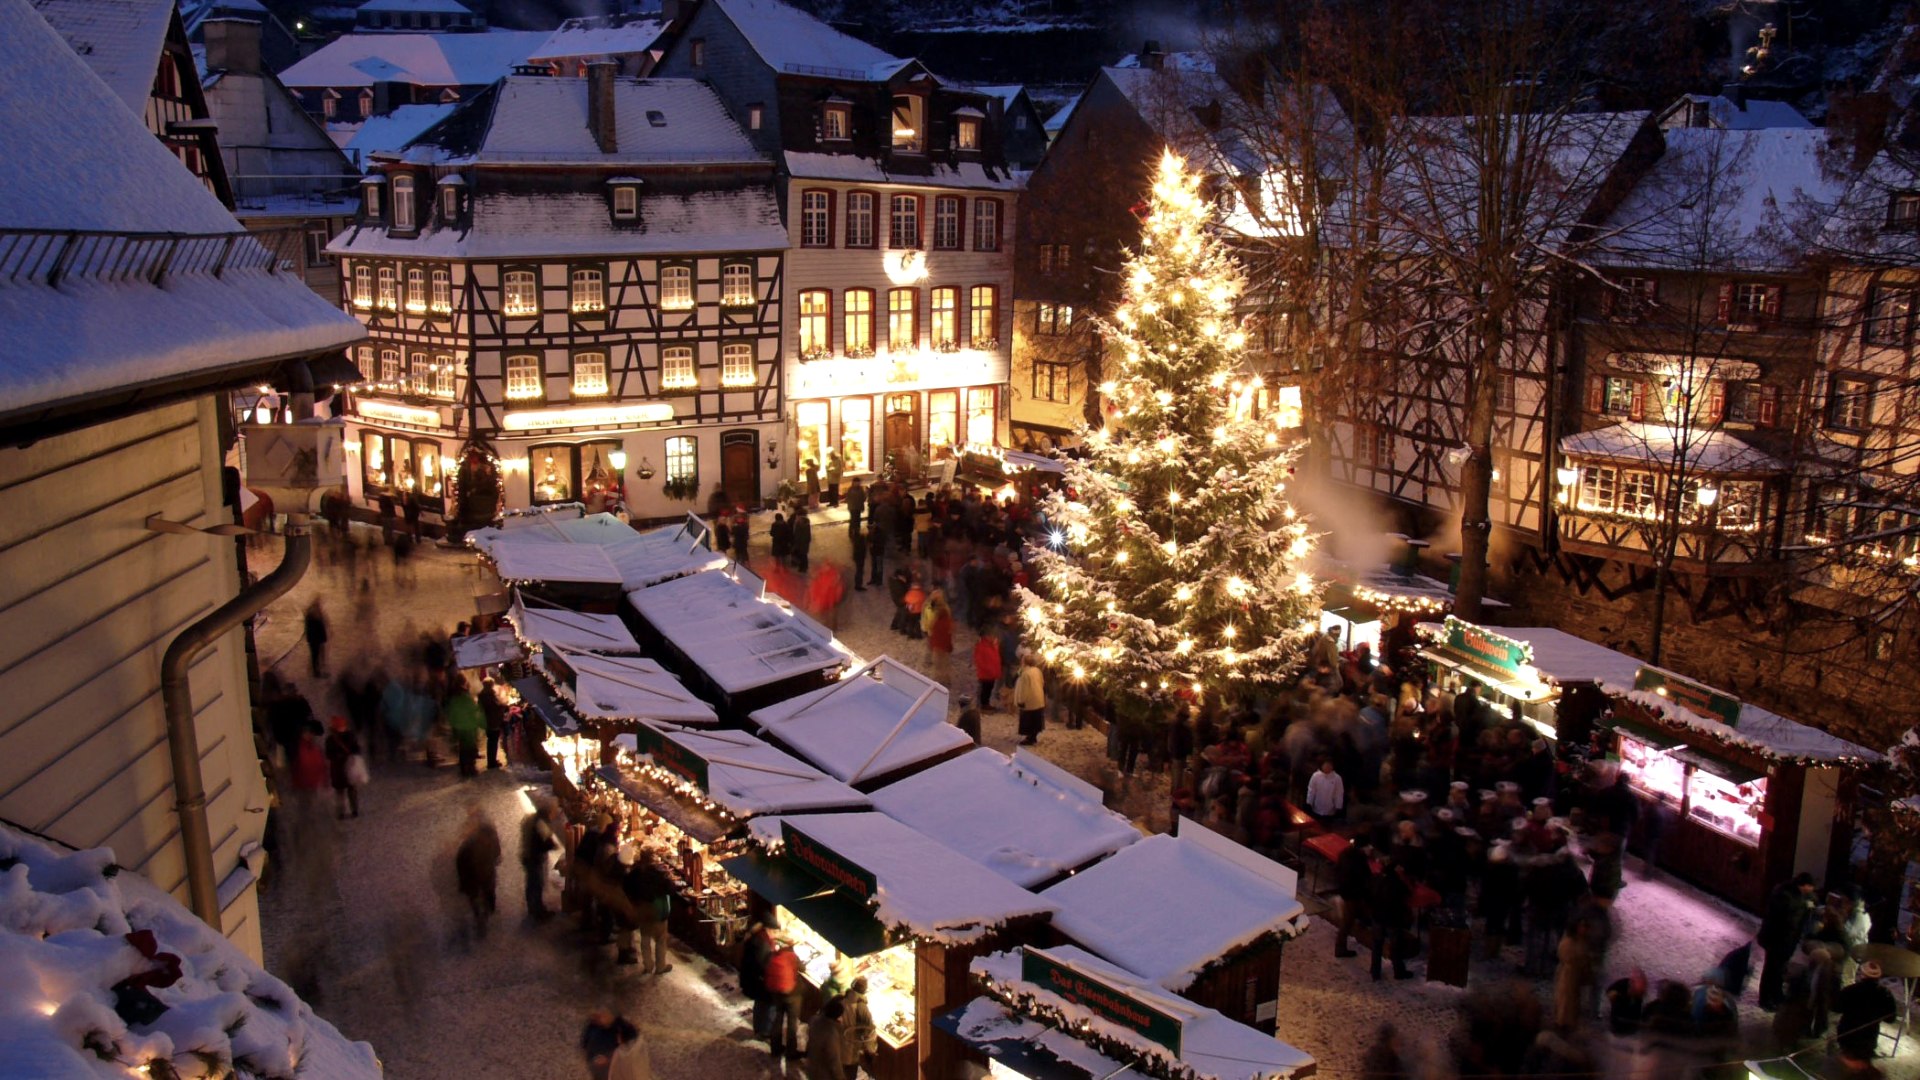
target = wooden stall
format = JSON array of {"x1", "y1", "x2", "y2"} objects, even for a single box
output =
[
  {"x1": 1418, "y1": 616, "x2": 1639, "y2": 748},
  {"x1": 750, "y1": 656, "x2": 972, "y2": 792}
]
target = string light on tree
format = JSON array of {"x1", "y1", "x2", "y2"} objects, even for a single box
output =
[{"x1": 1017, "y1": 150, "x2": 1321, "y2": 722}]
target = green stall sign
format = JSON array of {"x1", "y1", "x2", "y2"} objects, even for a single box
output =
[
  {"x1": 782, "y1": 822, "x2": 877, "y2": 901},
  {"x1": 1021, "y1": 947, "x2": 1183, "y2": 1057},
  {"x1": 1633, "y1": 666, "x2": 1741, "y2": 729}
]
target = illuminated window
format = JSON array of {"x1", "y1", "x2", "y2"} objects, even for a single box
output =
[
  {"x1": 968, "y1": 285, "x2": 997, "y2": 346},
  {"x1": 930, "y1": 287, "x2": 957, "y2": 349},
  {"x1": 430, "y1": 269, "x2": 451, "y2": 313},
  {"x1": 1829, "y1": 376, "x2": 1872, "y2": 431},
  {"x1": 572, "y1": 351, "x2": 608, "y2": 396},
  {"x1": 722, "y1": 262, "x2": 754, "y2": 307},
  {"x1": 352, "y1": 264, "x2": 372, "y2": 308},
  {"x1": 613, "y1": 185, "x2": 638, "y2": 219},
  {"x1": 391, "y1": 174, "x2": 415, "y2": 230},
  {"x1": 844, "y1": 289, "x2": 873, "y2": 355},
  {"x1": 1578, "y1": 465, "x2": 1617, "y2": 512},
  {"x1": 434, "y1": 353, "x2": 455, "y2": 397},
  {"x1": 795, "y1": 400, "x2": 829, "y2": 471},
  {"x1": 840, "y1": 396, "x2": 871, "y2": 473},
  {"x1": 889, "y1": 194, "x2": 919, "y2": 249},
  {"x1": 1865, "y1": 285, "x2": 1913, "y2": 345},
  {"x1": 891, "y1": 94, "x2": 923, "y2": 152},
  {"x1": 380, "y1": 347, "x2": 401, "y2": 386},
  {"x1": 801, "y1": 190, "x2": 831, "y2": 247},
  {"x1": 722, "y1": 342, "x2": 755, "y2": 386},
  {"x1": 888, "y1": 288, "x2": 916, "y2": 351},
  {"x1": 661, "y1": 346, "x2": 696, "y2": 389},
  {"x1": 410, "y1": 351, "x2": 431, "y2": 394},
  {"x1": 798, "y1": 289, "x2": 830, "y2": 358},
  {"x1": 1619, "y1": 470, "x2": 1657, "y2": 517},
  {"x1": 377, "y1": 266, "x2": 396, "y2": 310},
  {"x1": 660, "y1": 265, "x2": 693, "y2": 310},
  {"x1": 506, "y1": 355, "x2": 543, "y2": 399},
  {"x1": 822, "y1": 105, "x2": 849, "y2": 141},
  {"x1": 356, "y1": 345, "x2": 374, "y2": 384},
  {"x1": 405, "y1": 268, "x2": 426, "y2": 312},
  {"x1": 933, "y1": 196, "x2": 962, "y2": 249},
  {"x1": 571, "y1": 268, "x2": 605, "y2": 313},
  {"x1": 928, "y1": 389, "x2": 958, "y2": 452},
  {"x1": 666, "y1": 435, "x2": 697, "y2": 485},
  {"x1": 1037, "y1": 302, "x2": 1072, "y2": 336},
  {"x1": 965, "y1": 385, "x2": 996, "y2": 446},
  {"x1": 503, "y1": 271, "x2": 538, "y2": 316},
  {"x1": 363, "y1": 432, "x2": 385, "y2": 488},
  {"x1": 972, "y1": 198, "x2": 1000, "y2": 251},
  {"x1": 956, "y1": 117, "x2": 980, "y2": 150},
  {"x1": 846, "y1": 192, "x2": 874, "y2": 247},
  {"x1": 1033, "y1": 361, "x2": 1070, "y2": 402}
]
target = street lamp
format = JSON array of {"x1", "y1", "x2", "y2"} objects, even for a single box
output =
[
  {"x1": 1555, "y1": 465, "x2": 1580, "y2": 488},
  {"x1": 609, "y1": 448, "x2": 628, "y2": 472},
  {"x1": 1696, "y1": 483, "x2": 1719, "y2": 508}
]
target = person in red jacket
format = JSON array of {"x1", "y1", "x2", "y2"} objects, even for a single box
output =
[
  {"x1": 763, "y1": 939, "x2": 803, "y2": 1061},
  {"x1": 972, "y1": 633, "x2": 1003, "y2": 712}
]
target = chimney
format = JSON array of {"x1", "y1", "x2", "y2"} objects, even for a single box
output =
[
  {"x1": 203, "y1": 16, "x2": 262, "y2": 76},
  {"x1": 1140, "y1": 40, "x2": 1164, "y2": 70},
  {"x1": 1722, "y1": 81, "x2": 1747, "y2": 110},
  {"x1": 372, "y1": 79, "x2": 408, "y2": 118},
  {"x1": 586, "y1": 61, "x2": 619, "y2": 154},
  {"x1": 660, "y1": 0, "x2": 697, "y2": 28}
]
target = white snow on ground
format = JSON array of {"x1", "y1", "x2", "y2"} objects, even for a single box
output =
[{"x1": 0, "y1": 824, "x2": 378, "y2": 1080}]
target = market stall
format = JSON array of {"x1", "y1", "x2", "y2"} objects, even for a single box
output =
[
  {"x1": 1037, "y1": 820, "x2": 1308, "y2": 1034},
  {"x1": 542, "y1": 645, "x2": 719, "y2": 729},
  {"x1": 724, "y1": 813, "x2": 1059, "y2": 1080},
  {"x1": 869, "y1": 747, "x2": 1140, "y2": 889},
  {"x1": 938, "y1": 445, "x2": 1067, "y2": 504},
  {"x1": 506, "y1": 591, "x2": 641, "y2": 655},
  {"x1": 626, "y1": 567, "x2": 851, "y2": 718},
  {"x1": 471, "y1": 510, "x2": 728, "y2": 592},
  {"x1": 750, "y1": 656, "x2": 971, "y2": 791},
  {"x1": 1417, "y1": 616, "x2": 1640, "y2": 747},
  {"x1": 941, "y1": 944, "x2": 1315, "y2": 1080},
  {"x1": 1313, "y1": 553, "x2": 1463, "y2": 660},
  {"x1": 1607, "y1": 664, "x2": 1883, "y2": 911},
  {"x1": 450, "y1": 628, "x2": 523, "y2": 670}
]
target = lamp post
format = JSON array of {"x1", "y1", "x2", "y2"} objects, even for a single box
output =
[{"x1": 1555, "y1": 465, "x2": 1579, "y2": 503}]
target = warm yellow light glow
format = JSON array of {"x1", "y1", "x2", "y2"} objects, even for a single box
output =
[
  {"x1": 1113, "y1": 550, "x2": 1129, "y2": 564},
  {"x1": 1175, "y1": 584, "x2": 1193, "y2": 602}
]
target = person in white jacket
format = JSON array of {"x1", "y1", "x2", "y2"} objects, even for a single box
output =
[{"x1": 1306, "y1": 759, "x2": 1345, "y2": 822}]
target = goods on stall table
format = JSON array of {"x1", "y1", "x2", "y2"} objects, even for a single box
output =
[{"x1": 777, "y1": 911, "x2": 916, "y2": 1048}]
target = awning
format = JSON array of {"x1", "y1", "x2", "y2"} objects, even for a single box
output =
[
  {"x1": 1672, "y1": 747, "x2": 1766, "y2": 786},
  {"x1": 512, "y1": 676, "x2": 578, "y2": 735},
  {"x1": 1607, "y1": 716, "x2": 1683, "y2": 751},
  {"x1": 931, "y1": 1000, "x2": 1106, "y2": 1080},
  {"x1": 452, "y1": 629, "x2": 522, "y2": 670},
  {"x1": 720, "y1": 850, "x2": 891, "y2": 958},
  {"x1": 595, "y1": 765, "x2": 731, "y2": 845}
]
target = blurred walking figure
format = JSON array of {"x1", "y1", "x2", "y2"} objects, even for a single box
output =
[
  {"x1": 454, "y1": 806, "x2": 501, "y2": 940},
  {"x1": 520, "y1": 795, "x2": 560, "y2": 921},
  {"x1": 921, "y1": 587, "x2": 953, "y2": 689},
  {"x1": 480, "y1": 677, "x2": 509, "y2": 769},
  {"x1": 581, "y1": 1007, "x2": 638, "y2": 1080},
  {"x1": 324, "y1": 715, "x2": 364, "y2": 819},
  {"x1": 1014, "y1": 652, "x2": 1046, "y2": 746},
  {"x1": 303, "y1": 599, "x2": 330, "y2": 677},
  {"x1": 444, "y1": 678, "x2": 484, "y2": 779},
  {"x1": 807, "y1": 563, "x2": 846, "y2": 630}
]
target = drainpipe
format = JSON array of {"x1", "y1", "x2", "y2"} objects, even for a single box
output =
[{"x1": 162, "y1": 512, "x2": 312, "y2": 930}]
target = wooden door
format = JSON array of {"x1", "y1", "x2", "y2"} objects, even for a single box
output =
[
  {"x1": 720, "y1": 430, "x2": 758, "y2": 509},
  {"x1": 884, "y1": 393, "x2": 918, "y2": 478}
]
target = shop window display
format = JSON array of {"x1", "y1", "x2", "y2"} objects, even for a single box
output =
[
  {"x1": 1686, "y1": 769, "x2": 1764, "y2": 845},
  {"x1": 1620, "y1": 736, "x2": 1684, "y2": 807},
  {"x1": 531, "y1": 445, "x2": 575, "y2": 504},
  {"x1": 840, "y1": 397, "x2": 872, "y2": 474},
  {"x1": 927, "y1": 390, "x2": 958, "y2": 457},
  {"x1": 777, "y1": 912, "x2": 916, "y2": 1048},
  {"x1": 795, "y1": 401, "x2": 830, "y2": 473}
]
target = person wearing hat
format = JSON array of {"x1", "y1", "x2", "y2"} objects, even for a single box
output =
[
  {"x1": 1834, "y1": 961, "x2": 1897, "y2": 1064},
  {"x1": 954, "y1": 695, "x2": 982, "y2": 746}
]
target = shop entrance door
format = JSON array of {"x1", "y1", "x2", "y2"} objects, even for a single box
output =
[
  {"x1": 884, "y1": 393, "x2": 918, "y2": 479},
  {"x1": 720, "y1": 430, "x2": 759, "y2": 508}
]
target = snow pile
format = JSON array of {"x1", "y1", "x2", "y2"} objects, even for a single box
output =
[
  {"x1": 869, "y1": 747, "x2": 1139, "y2": 888},
  {"x1": 0, "y1": 825, "x2": 379, "y2": 1079},
  {"x1": 1039, "y1": 826, "x2": 1307, "y2": 992},
  {"x1": 747, "y1": 813, "x2": 1056, "y2": 945}
]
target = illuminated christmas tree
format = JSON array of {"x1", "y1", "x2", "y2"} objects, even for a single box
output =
[{"x1": 1017, "y1": 151, "x2": 1321, "y2": 714}]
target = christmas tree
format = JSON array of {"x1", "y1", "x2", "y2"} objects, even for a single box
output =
[{"x1": 1017, "y1": 151, "x2": 1321, "y2": 714}]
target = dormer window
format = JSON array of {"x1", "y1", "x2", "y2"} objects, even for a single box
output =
[
  {"x1": 953, "y1": 108, "x2": 983, "y2": 151},
  {"x1": 358, "y1": 89, "x2": 374, "y2": 118},
  {"x1": 610, "y1": 181, "x2": 639, "y2": 221},
  {"x1": 822, "y1": 102, "x2": 850, "y2": 141},
  {"x1": 438, "y1": 175, "x2": 464, "y2": 220},
  {"x1": 690, "y1": 39, "x2": 705, "y2": 68},
  {"x1": 1889, "y1": 192, "x2": 1920, "y2": 231},
  {"x1": 891, "y1": 94, "x2": 924, "y2": 153},
  {"x1": 361, "y1": 177, "x2": 383, "y2": 220},
  {"x1": 322, "y1": 91, "x2": 337, "y2": 120},
  {"x1": 391, "y1": 174, "x2": 416, "y2": 231}
]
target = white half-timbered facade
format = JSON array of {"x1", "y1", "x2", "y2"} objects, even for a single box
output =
[{"x1": 331, "y1": 71, "x2": 788, "y2": 522}]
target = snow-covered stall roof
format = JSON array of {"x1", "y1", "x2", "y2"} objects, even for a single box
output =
[
  {"x1": 470, "y1": 511, "x2": 726, "y2": 590},
  {"x1": 278, "y1": 29, "x2": 548, "y2": 89},
  {"x1": 748, "y1": 813, "x2": 1057, "y2": 945},
  {"x1": 2, "y1": 0, "x2": 365, "y2": 426},
  {"x1": 869, "y1": 747, "x2": 1138, "y2": 888},
  {"x1": 528, "y1": 13, "x2": 666, "y2": 62},
  {"x1": 1622, "y1": 665, "x2": 1884, "y2": 765},
  {"x1": 1560, "y1": 422, "x2": 1784, "y2": 475},
  {"x1": 627, "y1": 569, "x2": 849, "y2": 695},
  {"x1": 30, "y1": 0, "x2": 175, "y2": 114},
  {"x1": 612, "y1": 724, "x2": 870, "y2": 819},
  {"x1": 506, "y1": 592, "x2": 639, "y2": 653},
  {"x1": 1039, "y1": 824, "x2": 1307, "y2": 992},
  {"x1": 971, "y1": 945, "x2": 1316, "y2": 1080},
  {"x1": 483, "y1": 539, "x2": 625, "y2": 586},
  {"x1": 783, "y1": 152, "x2": 1022, "y2": 191},
  {"x1": 706, "y1": 0, "x2": 899, "y2": 79},
  {"x1": 1418, "y1": 620, "x2": 1646, "y2": 694},
  {"x1": 0, "y1": 823, "x2": 379, "y2": 1079},
  {"x1": 451, "y1": 627, "x2": 522, "y2": 669},
  {"x1": 750, "y1": 655, "x2": 968, "y2": 786},
  {"x1": 545, "y1": 645, "x2": 718, "y2": 726}
]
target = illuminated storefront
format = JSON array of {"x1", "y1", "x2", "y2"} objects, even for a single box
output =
[
  {"x1": 787, "y1": 347, "x2": 1005, "y2": 481},
  {"x1": 1418, "y1": 617, "x2": 1641, "y2": 747}
]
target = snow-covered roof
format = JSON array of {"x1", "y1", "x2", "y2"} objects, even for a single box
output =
[
  {"x1": 331, "y1": 185, "x2": 788, "y2": 259},
  {"x1": 707, "y1": 0, "x2": 899, "y2": 81},
  {"x1": 1816, "y1": 149, "x2": 1920, "y2": 265},
  {"x1": 545, "y1": 645, "x2": 718, "y2": 725},
  {"x1": 278, "y1": 30, "x2": 547, "y2": 88},
  {"x1": 1595, "y1": 126, "x2": 1842, "y2": 272},
  {"x1": 627, "y1": 570, "x2": 849, "y2": 695},
  {"x1": 343, "y1": 102, "x2": 456, "y2": 160},
  {"x1": 1039, "y1": 825, "x2": 1307, "y2": 991},
  {"x1": 2, "y1": 0, "x2": 364, "y2": 424},
  {"x1": 783, "y1": 151, "x2": 1022, "y2": 191},
  {"x1": 1503, "y1": 628, "x2": 1645, "y2": 692},
  {"x1": 613, "y1": 724, "x2": 870, "y2": 818},
  {"x1": 750, "y1": 655, "x2": 968, "y2": 786},
  {"x1": 30, "y1": 0, "x2": 175, "y2": 114},
  {"x1": 528, "y1": 13, "x2": 666, "y2": 62},
  {"x1": 1659, "y1": 94, "x2": 1813, "y2": 131},
  {"x1": 451, "y1": 627, "x2": 522, "y2": 668},
  {"x1": 411, "y1": 76, "x2": 765, "y2": 166},
  {"x1": 483, "y1": 538, "x2": 625, "y2": 585},
  {"x1": 1560, "y1": 422, "x2": 1784, "y2": 475},
  {"x1": 506, "y1": 592, "x2": 640, "y2": 653},
  {"x1": 1622, "y1": 668, "x2": 1883, "y2": 765},
  {"x1": 0, "y1": 823, "x2": 380, "y2": 1079},
  {"x1": 1042, "y1": 88, "x2": 1081, "y2": 134},
  {"x1": 358, "y1": 0, "x2": 471, "y2": 13},
  {"x1": 869, "y1": 747, "x2": 1138, "y2": 888},
  {"x1": 967, "y1": 83, "x2": 1025, "y2": 110},
  {"x1": 749, "y1": 812, "x2": 1057, "y2": 944},
  {"x1": 972, "y1": 946, "x2": 1316, "y2": 1080},
  {"x1": 472, "y1": 512, "x2": 727, "y2": 589}
]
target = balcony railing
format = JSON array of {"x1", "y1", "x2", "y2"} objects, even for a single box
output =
[{"x1": 0, "y1": 226, "x2": 303, "y2": 286}]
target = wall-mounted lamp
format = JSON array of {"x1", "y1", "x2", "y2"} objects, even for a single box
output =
[
  {"x1": 635, "y1": 456, "x2": 656, "y2": 480},
  {"x1": 1555, "y1": 465, "x2": 1580, "y2": 488},
  {"x1": 1696, "y1": 483, "x2": 1719, "y2": 508},
  {"x1": 765, "y1": 439, "x2": 780, "y2": 470}
]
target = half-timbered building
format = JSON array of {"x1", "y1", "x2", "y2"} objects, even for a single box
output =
[
  {"x1": 653, "y1": 0, "x2": 1018, "y2": 481},
  {"x1": 331, "y1": 66, "x2": 788, "y2": 522}
]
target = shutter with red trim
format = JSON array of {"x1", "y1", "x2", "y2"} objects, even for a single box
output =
[
  {"x1": 1757, "y1": 384, "x2": 1779, "y2": 426},
  {"x1": 1762, "y1": 285, "x2": 1782, "y2": 323},
  {"x1": 1716, "y1": 283, "x2": 1733, "y2": 324},
  {"x1": 1629, "y1": 381, "x2": 1646, "y2": 421},
  {"x1": 1586, "y1": 375, "x2": 1605, "y2": 413},
  {"x1": 1707, "y1": 382, "x2": 1725, "y2": 424}
]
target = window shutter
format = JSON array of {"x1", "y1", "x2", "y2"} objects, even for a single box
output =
[
  {"x1": 1586, "y1": 375, "x2": 1604, "y2": 413},
  {"x1": 1763, "y1": 286, "x2": 1782, "y2": 322},
  {"x1": 1716, "y1": 283, "x2": 1732, "y2": 324},
  {"x1": 1629, "y1": 381, "x2": 1646, "y2": 421},
  {"x1": 1707, "y1": 382, "x2": 1725, "y2": 424},
  {"x1": 1757, "y1": 384, "x2": 1779, "y2": 427},
  {"x1": 828, "y1": 191, "x2": 838, "y2": 249}
]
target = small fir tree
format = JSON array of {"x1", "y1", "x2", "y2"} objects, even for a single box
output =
[{"x1": 1017, "y1": 152, "x2": 1321, "y2": 717}]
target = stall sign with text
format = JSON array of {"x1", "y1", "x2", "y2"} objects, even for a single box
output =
[
  {"x1": 1020, "y1": 947, "x2": 1183, "y2": 1057},
  {"x1": 782, "y1": 822, "x2": 876, "y2": 901},
  {"x1": 629, "y1": 723, "x2": 710, "y2": 790},
  {"x1": 1443, "y1": 616, "x2": 1532, "y2": 682},
  {"x1": 1633, "y1": 666, "x2": 1741, "y2": 729}
]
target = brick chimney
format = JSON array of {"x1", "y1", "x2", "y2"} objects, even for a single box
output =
[
  {"x1": 203, "y1": 16, "x2": 262, "y2": 76},
  {"x1": 586, "y1": 61, "x2": 619, "y2": 153}
]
